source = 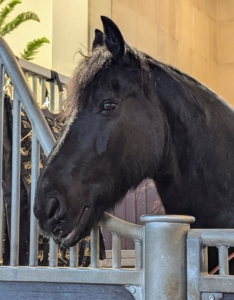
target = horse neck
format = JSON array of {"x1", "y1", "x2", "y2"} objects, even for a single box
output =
[
  {"x1": 154, "y1": 66, "x2": 206, "y2": 163},
  {"x1": 152, "y1": 65, "x2": 215, "y2": 214}
]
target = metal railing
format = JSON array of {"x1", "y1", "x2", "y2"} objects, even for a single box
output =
[{"x1": 187, "y1": 229, "x2": 234, "y2": 300}]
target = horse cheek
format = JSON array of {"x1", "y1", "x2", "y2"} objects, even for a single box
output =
[{"x1": 95, "y1": 129, "x2": 110, "y2": 155}]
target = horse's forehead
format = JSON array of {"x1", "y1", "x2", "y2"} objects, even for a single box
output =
[
  {"x1": 96, "y1": 65, "x2": 135, "y2": 88},
  {"x1": 92, "y1": 75, "x2": 135, "y2": 101}
]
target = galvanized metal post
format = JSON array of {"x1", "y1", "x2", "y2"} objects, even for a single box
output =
[
  {"x1": 218, "y1": 245, "x2": 229, "y2": 275},
  {"x1": 40, "y1": 79, "x2": 46, "y2": 107},
  {"x1": 49, "y1": 81, "x2": 55, "y2": 113},
  {"x1": 29, "y1": 131, "x2": 40, "y2": 267},
  {"x1": 140, "y1": 215, "x2": 195, "y2": 300},
  {"x1": 112, "y1": 233, "x2": 121, "y2": 269},
  {"x1": 10, "y1": 92, "x2": 21, "y2": 266},
  {"x1": 0, "y1": 64, "x2": 4, "y2": 265},
  {"x1": 91, "y1": 223, "x2": 100, "y2": 268},
  {"x1": 70, "y1": 244, "x2": 79, "y2": 268},
  {"x1": 0, "y1": 190, "x2": 4, "y2": 265},
  {"x1": 49, "y1": 238, "x2": 58, "y2": 267}
]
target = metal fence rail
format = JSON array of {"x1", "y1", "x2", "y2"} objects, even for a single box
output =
[
  {"x1": 0, "y1": 37, "x2": 67, "y2": 270},
  {"x1": 187, "y1": 229, "x2": 234, "y2": 300}
]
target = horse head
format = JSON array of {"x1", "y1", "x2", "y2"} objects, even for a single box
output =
[{"x1": 34, "y1": 16, "x2": 166, "y2": 247}]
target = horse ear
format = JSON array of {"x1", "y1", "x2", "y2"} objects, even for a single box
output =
[
  {"x1": 101, "y1": 16, "x2": 125, "y2": 59},
  {"x1": 92, "y1": 29, "x2": 104, "y2": 50}
]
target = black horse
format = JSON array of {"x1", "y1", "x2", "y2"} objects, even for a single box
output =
[{"x1": 34, "y1": 16, "x2": 234, "y2": 273}]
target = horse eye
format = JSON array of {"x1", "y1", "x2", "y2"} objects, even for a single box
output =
[{"x1": 102, "y1": 102, "x2": 116, "y2": 111}]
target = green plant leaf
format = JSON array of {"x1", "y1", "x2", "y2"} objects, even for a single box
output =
[
  {"x1": 20, "y1": 37, "x2": 49, "y2": 61},
  {"x1": 0, "y1": 11, "x2": 40, "y2": 36},
  {"x1": 0, "y1": 0, "x2": 22, "y2": 29}
]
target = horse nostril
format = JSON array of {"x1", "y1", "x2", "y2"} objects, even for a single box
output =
[{"x1": 45, "y1": 198, "x2": 59, "y2": 219}]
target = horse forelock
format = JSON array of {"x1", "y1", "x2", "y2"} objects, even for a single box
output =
[
  {"x1": 62, "y1": 47, "x2": 112, "y2": 117},
  {"x1": 62, "y1": 46, "x2": 153, "y2": 119}
]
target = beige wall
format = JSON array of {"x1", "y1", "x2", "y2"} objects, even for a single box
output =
[
  {"x1": 89, "y1": 0, "x2": 111, "y2": 51},
  {"x1": 111, "y1": 0, "x2": 217, "y2": 94},
  {"x1": 4, "y1": 0, "x2": 89, "y2": 77},
  {"x1": 5, "y1": 0, "x2": 234, "y2": 106},
  {"x1": 217, "y1": 0, "x2": 234, "y2": 106},
  {"x1": 51, "y1": 0, "x2": 89, "y2": 77},
  {"x1": 3, "y1": 0, "x2": 52, "y2": 69}
]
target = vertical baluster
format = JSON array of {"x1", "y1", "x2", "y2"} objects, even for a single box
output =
[
  {"x1": 49, "y1": 238, "x2": 58, "y2": 267},
  {"x1": 112, "y1": 233, "x2": 121, "y2": 269},
  {"x1": 49, "y1": 81, "x2": 55, "y2": 113},
  {"x1": 0, "y1": 65, "x2": 5, "y2": 265},
  {"x1": 29, "y1": 131, "x2": 40, "y2": 266},
  {"x1": 134, "y1": 240, "x2": 142, "y2": 270},
  {"x1": 0, "y1": 190, "x2": 4, "y2": 266},
  {"x1": 31, "y1": 76, "x2": 38, "y2": 104},
  {"x1": 70, "y1": 244, "x2": 79, "y2": 268},
  {"x1": 47, "y1": 74, "x2": 58, "y2": 266},
  {"x1": 91, "y1": 223, "x2": 99, "y2": 268},
  {"x1": 218, "y1": 245, "x2": 229, "y2": 275},
  {"x1": 54, "y1": 84, "x2": 59, "y2": 114},
  {"x1": 58, "y1": 91, "x2": 64, "y2": 113},
  {"x1": 40, "y1": 78, "x2": 46, "y2": 107},
  {"x1": 201, "y1": 246, "x2": 208, "y2": 273},
  {"x1": 10, "y1": 91, "x2": 21, "y2": 266}
]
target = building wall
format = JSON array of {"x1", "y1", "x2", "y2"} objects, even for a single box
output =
[
  {"x1": 111, "y1": 0, "x2": 217, "y2": 94},
  {"x1": 2, "y1": 0, "x2": 52, "y2": 70},
  {"x1": 3, "y1": 0, "x2": 89, "y2": 77},
  {"x1": 89, "y1": 0, "x2": 111, "y2": 51},
  {"x1": 51, "y1": 0, "x2": 89, "y2": 77},
  {"x1": 217, "y1": 0, "x2": 234, "y2": 106},
  {"x1": 4, "y1": 0, "x2": 234, "y2": 106}
]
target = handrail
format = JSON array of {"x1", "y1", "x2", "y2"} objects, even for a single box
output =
[
  {"x1": 0, "y1": 36, "x2": 55, "y2": 156},
  {"x1": 100, "y1": 212, "x2": 143, "y2": 240},
  {"x1": 17, "y1": 57, "x2": 69, "y2": 85}
]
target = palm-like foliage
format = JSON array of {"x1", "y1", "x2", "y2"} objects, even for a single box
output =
[
  {"x1": 21, "y1": 37, "x2": 49, "y2": 61},
  {"x1": 0, "y1": 0, "x2": 21, "y2": 28},
  {"x1": 1, "y1": 11, "x2": 40, "y2": 36},
  {"x1": 0, "y1": 0, "x2": 49, "y2": 60},
  {"x1": 0, "y1": 0, "x2": 40, "y2": 36}
]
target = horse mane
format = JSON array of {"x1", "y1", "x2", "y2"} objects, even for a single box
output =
[
  {"x1": 61, "y1": 44, "x2": 232, "y2": 122},
  {"x1": 147, "y1": 54, "x2": 234, "y2": 113},
  {"x1": 61, "y1": 46, "x2": 151, "y2": 119}
]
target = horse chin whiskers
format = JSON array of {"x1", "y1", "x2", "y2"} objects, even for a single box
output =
[
  {"x1": 38, "y1": 227, "x2": 50, "y2": 238},
  {"x1": 56, "y1": 231, "x2": 63, "y2": 240},
  {"x1": 60, "y1": 239, "x2": 65, "y2": 248},
  {"x1": 54, "y1": 225, "x2": 62, "y2": 232},
  {"x1": 50, "y1": 233, "x2": 56, "y2": 239}
]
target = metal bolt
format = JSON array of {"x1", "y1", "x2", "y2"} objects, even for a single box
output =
[
  {"x1": 209, "y1": 295, "x2": 215, "y2": 300},
  {"x1": 129, "y1": 287, "x2": 136, "y2": 294}
]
